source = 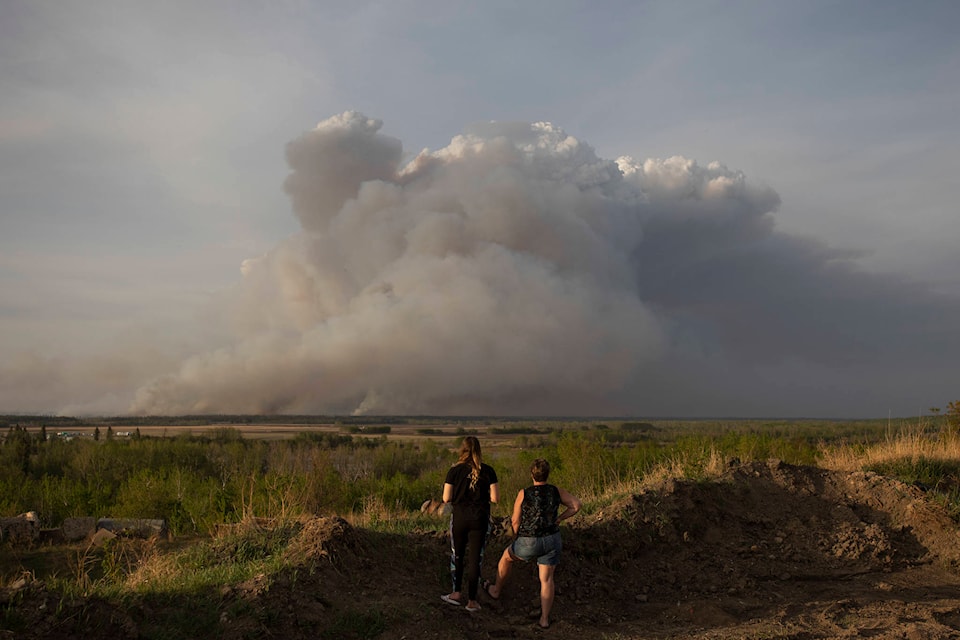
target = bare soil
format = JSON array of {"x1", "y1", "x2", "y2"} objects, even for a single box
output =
[{"x1": 5, "y1": 459, "x2": 960, "y2": 639}]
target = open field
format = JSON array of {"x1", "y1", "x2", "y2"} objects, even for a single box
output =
[
  {"x1": 15, "y1": 420, "x2": 529, "y2": 445},
  {"x1": 5, "y1": 413, "x2": 929, "y2": 443},
  {"x1": 3, "y1": 414, "x2": 960, "y2": 638}
]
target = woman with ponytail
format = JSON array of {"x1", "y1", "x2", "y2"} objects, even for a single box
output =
[{"x1": 441, "y1": 436, "x2": 499, "y2": 612}]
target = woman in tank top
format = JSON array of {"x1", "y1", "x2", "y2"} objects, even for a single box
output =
[{"x1": 483, "y1": 458, "x2": 581, "y2": 629}]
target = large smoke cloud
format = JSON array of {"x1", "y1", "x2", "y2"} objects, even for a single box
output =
[{"x1": 130, "y1": 112, "x2": 960, "y2": 416}]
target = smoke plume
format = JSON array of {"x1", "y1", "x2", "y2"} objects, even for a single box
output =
[{"x1": 130, "y1": 112, "x2": 960, "y2": 416}]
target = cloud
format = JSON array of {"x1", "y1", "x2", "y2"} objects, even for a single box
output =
[{"x1": 97, "y1": 112, "x2": 960, "y2": 416}]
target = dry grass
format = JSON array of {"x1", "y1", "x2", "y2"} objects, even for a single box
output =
[
  {"x1": 344, "y1": 494, "x2": 446, "y2": 534},
  {"x1": 641, "y1": 446, "x2": 728, "y2": 485},
  {"x1": 123, "y1": 541, "x2": 177, "y2": 590},
  {"x1": 819, "y1": 426, "x2": 960, "y2": 472},
  {"x1": 585, "y1": 446, "x2": 730, "y2": 513}
]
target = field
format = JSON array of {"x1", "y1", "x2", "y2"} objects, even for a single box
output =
[
  {"x1": 16, "y1": 419, "x2": 530, "y2": 445},
  {"x1": 3, "y1": 414, "x2": 960, "y2": 639}
]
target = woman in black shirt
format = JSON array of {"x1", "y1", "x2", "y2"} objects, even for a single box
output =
[{"x1": 440, "y1": 436, "x2": 499, "y2": 612}]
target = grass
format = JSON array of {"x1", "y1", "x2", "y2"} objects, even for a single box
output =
[
  {"x1": 5, "y1": 415, "x2": 960, "y2": 637},
  {"x1": 819, "y1": 423, "x2": 959, "y2": 471},
  {"x1": 820, "y1": 423, "x2": 960, "y2": 519},
  {"x1": 30, "y1": 515, "x2": 404, "y2": 638},
  {"x1": 560, "y1": 418, "x2": 960, "y2": 523},
  {"x1": 0, "y1": 520, "x2": 309, "y2": 639}
]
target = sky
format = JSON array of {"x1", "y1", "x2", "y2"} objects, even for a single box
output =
[{"x1": 1, "y1": 0, "x2": 958, "y2": 418}]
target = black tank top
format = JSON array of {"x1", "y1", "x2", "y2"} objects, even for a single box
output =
[{"x1": 517, "y1": 484, "x2": 561, "y2": 537}]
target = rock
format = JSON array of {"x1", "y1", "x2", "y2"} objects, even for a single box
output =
[
  {"x1": 96, "y1": 518, "x2": 168, "y2": 539},
  {"x1": 91, "y1": 528, "x2": 117, "y2": 547},
  {"x1": 62, "y1": 517, "x2": 97, "y2": 541},
  {"x1": 0, "y1": 512, "x2": 39, "y2": 545}
]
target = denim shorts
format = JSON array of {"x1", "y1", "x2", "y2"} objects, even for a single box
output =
[{"x1": 510, "y1": 531, "x2": 562, "y2": 566}]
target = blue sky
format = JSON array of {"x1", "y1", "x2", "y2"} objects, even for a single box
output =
[{"x1": 1, "y1": 0, "x2": 958, "y2": 417}]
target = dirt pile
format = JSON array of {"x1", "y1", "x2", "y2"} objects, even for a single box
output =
[
  {"x1": 579, "y1": 459, "x2": 960, "y2": 595},
  {"x1": 5, "y1": 460, "x2": 960, "y2": 639}
]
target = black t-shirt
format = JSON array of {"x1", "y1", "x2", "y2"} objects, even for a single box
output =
[{"x1": 445, "y1": 462, "x2": 498, "y2": 518}]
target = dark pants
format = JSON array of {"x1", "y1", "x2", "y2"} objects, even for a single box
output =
[{"x1": 450, "y1": 512, "x2": 488, "y2": 600}]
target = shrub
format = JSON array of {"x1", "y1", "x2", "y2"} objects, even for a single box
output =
[{"x1": 947, "y1": 401, "x2": 960, "y2": 434}]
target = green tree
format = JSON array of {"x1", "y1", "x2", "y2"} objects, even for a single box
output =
[
  {"x1": 947, "y1": 401, "x2": 960, "y2": 434},
  {"x1": 5, "y1": 426, "x2": 33, "y2": 475}
]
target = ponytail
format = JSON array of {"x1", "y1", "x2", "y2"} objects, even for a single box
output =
[{"x1": 456, "y1": 436, "x2": 483, "y2": 491}]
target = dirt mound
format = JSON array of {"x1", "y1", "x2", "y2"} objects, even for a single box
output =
[
  {"x1": 6, "y1": 460, "x2": 960, "y2": 639},
  {"x1": 0, "y1": 579, "x2": 137, "y2": 640},
  {"x1": 282, "y1": 515, "x2": 359, "y2": 564},
  {"x1": 545, "y1": 459, "x2": 960, "y2": 638},
  {"x1": 580, "y1": 459, "x2": 960, "y2": 594}
]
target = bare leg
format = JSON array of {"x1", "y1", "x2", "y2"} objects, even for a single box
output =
[
  {"x1": 538, "y1": 564, "x2": 556, "y2": 628},
  {"x1": 487, "y1": 546, "x2": 516, "y2": 599}
]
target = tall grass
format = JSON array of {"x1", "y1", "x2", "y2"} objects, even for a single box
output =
[
  {"x1": 819, "y1": 421, "x2": 959, "y2": 472},
  {"x1": 819, "y1": 420, "x2": 960, "y2": 519}
]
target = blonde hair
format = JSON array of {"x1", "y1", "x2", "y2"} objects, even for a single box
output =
[{"x1": 456, "y1": 436, "x2": 483, "y2": 491}]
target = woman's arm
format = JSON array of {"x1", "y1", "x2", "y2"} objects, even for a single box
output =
[
  {"x1": 489, "y1": 482, "x2": 500, "y2": 504},
  {"x1": 442, "y1": 482, "x2": 454, "y2": 503},
  {"x1": 511, "y1": 489, "x2": 525, "y2": 535},
  {"x1": 556, "y1": 487, "x2": 581, "y2": 523}
]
